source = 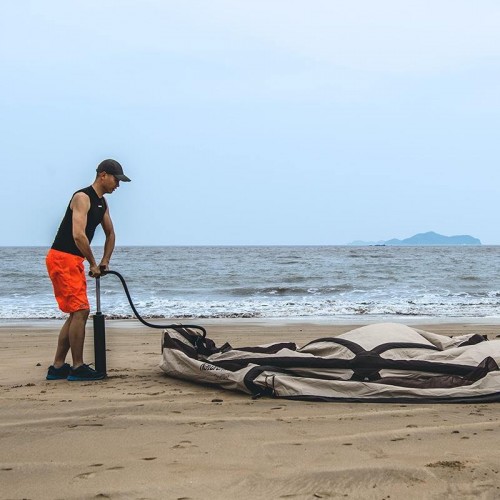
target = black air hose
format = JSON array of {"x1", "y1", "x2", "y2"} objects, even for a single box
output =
[{"x1": 98, "y1": 269, "x2": 207, "y2": 337}]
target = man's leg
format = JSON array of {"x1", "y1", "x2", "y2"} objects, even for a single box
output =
[
  {"x1": 53, "y1": 315, "x2": 72, "y2": 368},
  {"x1": 68, "y1": 308, "x2": 90, "y2": 368},
  {"x1": 66, "y1": 307, "x2": 104, "y2": 381}
]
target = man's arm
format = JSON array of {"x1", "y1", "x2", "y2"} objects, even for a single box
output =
[
  {"x1": 99, "y1": 209, "x2": 115, "y2": 270},
  {"x1": 71, "y1": 192, "x2": 101, "y2": 277}
]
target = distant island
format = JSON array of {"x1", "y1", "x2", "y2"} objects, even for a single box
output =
[{"x1": 349, "y1": 231, "x2": 481, "y2": 246}]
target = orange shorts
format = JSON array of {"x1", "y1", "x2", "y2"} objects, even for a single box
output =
[{"x1": 46, "y1": 248, "x2": 89, "y2": 313}]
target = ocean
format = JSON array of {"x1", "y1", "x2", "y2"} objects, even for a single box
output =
[{"x1": 1, "y1": 245, "x2": 500, "y2": 321}]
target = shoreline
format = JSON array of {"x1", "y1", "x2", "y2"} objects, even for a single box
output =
[{"x1": 3, "y1": 314, "x2": 500, "y2": 329}]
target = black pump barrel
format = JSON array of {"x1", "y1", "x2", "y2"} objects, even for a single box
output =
[
  {"x1": 93, "y1": 311, "x2": 107, "y2": 376},
  {"x1": 93, "y1": 274, "x2": 107, "y2": 376}
]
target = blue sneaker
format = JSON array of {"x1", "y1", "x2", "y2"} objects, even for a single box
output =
[
  {"x1": 46, "y1": 363, "x2": 71, "y2": 380},
  {"x1": 67, "y1": 364, "x2": 105, "y2": 381}
]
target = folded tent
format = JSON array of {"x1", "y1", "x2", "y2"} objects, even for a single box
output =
[{"x1": 160, "y1": 323, "x2": 500, "y2": 403}]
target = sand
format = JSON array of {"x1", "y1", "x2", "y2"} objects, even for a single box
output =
[{"x1": 1, "y1": 319, "x2": 500, "y2": 499}]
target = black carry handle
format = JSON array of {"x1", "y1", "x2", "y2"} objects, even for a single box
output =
[{"x1": 90, "y1": 268, "x2": 207, "y2": 337}]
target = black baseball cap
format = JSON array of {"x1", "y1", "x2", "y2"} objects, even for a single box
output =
[{"x1": 96, "y1": 159, "x2": 131, "y2": 182}]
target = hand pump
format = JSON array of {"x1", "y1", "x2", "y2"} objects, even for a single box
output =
[{"x1": 90, "y1": 268, "x2": 206, "y2": 377}]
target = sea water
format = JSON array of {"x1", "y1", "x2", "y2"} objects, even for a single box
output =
[{"x1": 1, "y1": 245, "x2": 500, "y2": 321}]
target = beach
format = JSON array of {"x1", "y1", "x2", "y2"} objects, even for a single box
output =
[{"x1": 2, "y1": 319, "x2": 500, "y2": 499}]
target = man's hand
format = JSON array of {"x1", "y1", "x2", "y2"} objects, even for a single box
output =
[
  {"x1": 89, "y1": 264, "x2": 102, "y2": 278},
  {"x1": 99, "y1": 261, "x2": 109, "y2": 272}
]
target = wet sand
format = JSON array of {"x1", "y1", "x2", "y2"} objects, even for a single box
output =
[{"x1": 1, "y1": 320, "x2": 500, "y2": 499}]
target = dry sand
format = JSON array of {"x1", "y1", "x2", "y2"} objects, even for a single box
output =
[{"x1": 1, "y1": 319, "x2": 500, "y2": 499}]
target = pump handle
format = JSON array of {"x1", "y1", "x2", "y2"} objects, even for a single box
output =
[{"x1": 89, "y1": 265, "x2": 108, "y2": 278}]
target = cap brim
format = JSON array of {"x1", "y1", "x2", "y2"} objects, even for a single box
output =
[{"x1": 115, "y1": 174, "x2": 131, "y2": 182}]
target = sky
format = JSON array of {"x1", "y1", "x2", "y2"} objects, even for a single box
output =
[{"x1": 1, "y1": 0, "x2": 500, "y2": 246}]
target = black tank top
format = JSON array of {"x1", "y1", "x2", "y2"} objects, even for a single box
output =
[{"x1": 51, "y1": 186, "x2": 107, "y2": 257}]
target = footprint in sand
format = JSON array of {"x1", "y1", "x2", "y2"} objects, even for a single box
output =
[
  {"x1": 426, "y1": 460, "x2": 466, "y2": 470},
  {"x1": 172, "y1": 440, "x2": 197, "y2": 449},
  {"x1": 188, "y1": 421, "x2": 208, "y2": 428},
  {"x1": 75, "y1": 472, "x2": 96, "y2": 479}
]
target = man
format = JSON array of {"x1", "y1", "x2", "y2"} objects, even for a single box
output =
[{"x1": 45, "y1": 159, "x2": 131, "y2": 381}]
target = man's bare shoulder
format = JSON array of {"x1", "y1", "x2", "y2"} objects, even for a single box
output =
[{"x1": 71, "y1": 191, "x2": 91, "y2": 211}]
